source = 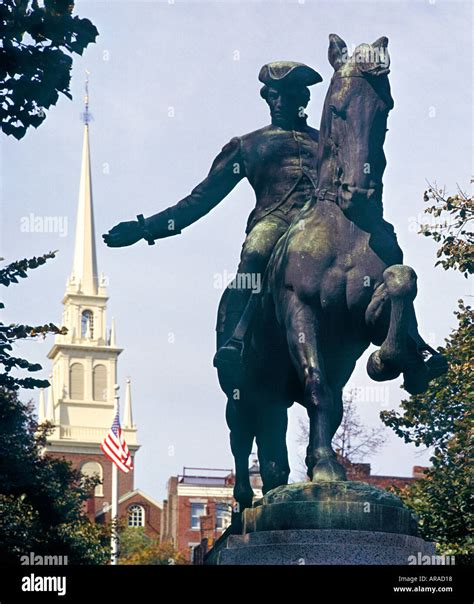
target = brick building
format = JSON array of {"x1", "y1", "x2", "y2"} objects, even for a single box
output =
[
  {"x1": 39, "y1": 102, "x2": 161, "y2": 537},
  {"x1": 97, "y1": 490, "x2": 162, "y2": 537},
  {"x1": 161, "y1": 462, "x2": 263, "y2": 560},
  {"x1": 345, "y1": 462, "x2": 427, "y2": 488}
]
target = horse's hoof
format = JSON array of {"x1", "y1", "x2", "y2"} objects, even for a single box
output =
[
  {"x1": 367, "y1": 349, "x2": 400, "y2": 382},
  {"x1": 426, "y1": 353, "x2": 448, "y2": 379},
  {"x1": 403, "y1": 353, "x2": 448, "y2": 395},
  {"x1": 233, "y1": 483, "x2": 254, "y2": 511},
  {"x1": 312, "y1": 458, "x2": 347, "y2": 482}
]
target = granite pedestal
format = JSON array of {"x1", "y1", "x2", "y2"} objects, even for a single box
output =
[{"x1": 204, "y1": 481, "x2": 436, "y2": 565}]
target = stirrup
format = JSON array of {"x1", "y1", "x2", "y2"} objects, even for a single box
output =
[{"x1": 213, "y1": 337, "x2": 244, "y2": 369}]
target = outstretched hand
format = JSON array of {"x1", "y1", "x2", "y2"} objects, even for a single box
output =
[{"x1": 102, "y1": 220, "x2": 143, "y2": 248}]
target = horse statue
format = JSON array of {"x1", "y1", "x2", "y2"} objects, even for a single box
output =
[{"x1": 216, "y1": 34, "x2": 447, "y2": 510}]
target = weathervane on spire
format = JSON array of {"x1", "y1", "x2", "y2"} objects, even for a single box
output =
[{"x1": 82, "y1": 70, "x2": 93, "y2": 124}]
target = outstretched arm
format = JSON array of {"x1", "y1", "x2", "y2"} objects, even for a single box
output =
[{"x1": 103, "y1": 137, "x2": 245, "y2": 247}]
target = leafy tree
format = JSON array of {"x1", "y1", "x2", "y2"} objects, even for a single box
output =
[
  {"x1": 380, "y1": 186, "x2": 473, "y2": 560},
  {"x1": 0, "y1": 252, "x2": 109, "y2": 564},
  {"x1": 1, "y1": 0, "x2": 98, "y2": 139},
  {"x1": 421, "y1": 185, "x2": 473, "y2": 278},
  {"x1": 0, "y1": 252, "x2": 66, "y2": 390},
  {"x1": 0, "y1": 388, "x2": 110, "y2": 564},
  {"x1": 118, "y1": 527, "x2": 188, "y2": 565}
]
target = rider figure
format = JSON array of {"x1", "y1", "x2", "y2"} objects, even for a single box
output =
[{"x1": 103, "y1": 62, "x2": 323, "y2": 368}]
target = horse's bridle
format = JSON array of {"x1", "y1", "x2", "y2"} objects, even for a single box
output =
[{"x1": 316, "y1": 72, "x2": 389, "y2": 205}]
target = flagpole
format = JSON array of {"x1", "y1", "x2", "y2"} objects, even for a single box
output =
[{"x1": 111, "y1": 384, "x2": 119, "y2": 565}]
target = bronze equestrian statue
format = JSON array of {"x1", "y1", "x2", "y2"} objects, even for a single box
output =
[
  {"x1": 104, "y1": 35, "x2": 447, "y2": 511},
  {"x1": 103, "y1": 60, "x2": 323, "y2": 368}
]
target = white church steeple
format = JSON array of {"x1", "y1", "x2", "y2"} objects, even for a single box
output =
[
  {"x1": 70, "y1": 120, "x2": 98, "y2": 295},
  {"x1": 44, "y1": 77, "x2": 138, "y2": 458}
]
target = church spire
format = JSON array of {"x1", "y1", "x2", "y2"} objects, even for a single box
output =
[{"x1": 70, "y1": 72, "x2": 98, "y2": 295}]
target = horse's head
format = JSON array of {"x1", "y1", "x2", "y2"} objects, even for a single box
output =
[{"x1": 318, "y1": 34, "x2": 394, "y2": 214}]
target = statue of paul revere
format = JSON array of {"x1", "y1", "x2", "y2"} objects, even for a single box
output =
[{"x1": 103, "y1": 62, "x2": 324, "y2": 369}]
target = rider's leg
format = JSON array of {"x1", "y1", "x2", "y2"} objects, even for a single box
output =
[{"x1": 213, "y1": 216, "x2": 288, "y2": 368}]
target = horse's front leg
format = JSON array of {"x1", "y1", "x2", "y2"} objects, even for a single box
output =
[
  {"x1": 284, "y1": 292, "x2": 347, "y2": 482},
  {"x1": 366, "y1": 264, "x2": 438, "y2": 394}
]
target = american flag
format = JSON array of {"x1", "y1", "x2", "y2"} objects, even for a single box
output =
[{"x1": 101, "y1": 411, "x2": 133, "y2": 473}]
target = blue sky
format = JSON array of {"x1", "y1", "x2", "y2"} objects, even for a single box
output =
[{"x1": 2, "y1": 0, "x2": 472, "y2": 501}]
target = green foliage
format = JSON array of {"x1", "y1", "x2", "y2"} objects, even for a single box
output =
[
  {"x1": 381, "y1": 187, "x2": 473, "y2": 560},
  {"x1": 381, "y1": 301, "x2": 472, "y2": 449},
  {"x1": 0, "y1": 252, "x2": 67, "y2": 390},
  {"x1": 1, "y1": 0, "x2": 99, "y2": 139},
  {"x1": 394, "y1": 428, "x2": 472, "y2": 559},
  {"x1": 0, "y1": 251, "x2": 109, "y2": 563},
  {"x1": 421, "y1": 186, "x2": 473, "y2": 278},
  {"x1": 118, "y1": 527, "x2": 188, "y2": 565},
  {"x1": 382, "y1": 301, "x2": 473, "y2": 559},
  {"x1": 0, "y1": 388, "x2": 110, "y2": 564}
]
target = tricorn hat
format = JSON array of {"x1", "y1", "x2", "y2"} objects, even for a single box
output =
[{"x1": 258, "y1": 61, "x2": 322, "y2": 88}]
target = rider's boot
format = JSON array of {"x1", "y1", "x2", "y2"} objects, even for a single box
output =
[
  {"x1": 213, "y1": 336, "x2": 244, "y2": 369},
  {"x1": 213, "y1": 291, "x2": 261, "y2": 371}
]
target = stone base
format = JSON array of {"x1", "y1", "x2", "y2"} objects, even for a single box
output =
[
  {"x1": 208, "y1": 528, "x2": 435, "y2": 565},
  {"x1": 204, "y1": 481, "x2": 434, "y2": 565}
]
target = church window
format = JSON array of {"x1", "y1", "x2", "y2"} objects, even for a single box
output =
[
  {"x1": 81, "y1": 310, "x2": 94, "y2": 338},
  {"x1": 81, "y1": 461, "x2": 103, "y2": 496},
  {"x1": 93, "y1": 364, "x2": 108, "y2": 401},
  {"x1": 70, "y1": 363, "x2": 84, "y2": 400},
  {"x1": 128, "y1": 504, "x2": 145, "y2": 527}
]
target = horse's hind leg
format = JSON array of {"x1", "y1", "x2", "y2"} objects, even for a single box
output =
[
  {"x1": 226, "y1": 398, "x2": 254, "y2": 510},
  {"x1": 285, "y1": 293, "x2": 346, "y2": 482},
  {"x1": 255, "y1": 402, "x2": 290, "y2": 494}
]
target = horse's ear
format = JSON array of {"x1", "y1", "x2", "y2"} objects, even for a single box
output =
[
  {"x1": 328, "y1": 34, "x2": 348, "y2": 71},
  {"x1": 372, "y1": 36, "x2": 389, "y2": 50}
]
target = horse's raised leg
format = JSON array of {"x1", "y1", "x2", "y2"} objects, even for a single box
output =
[
  {"x1": 366, "y1": 264, "x2": 422, "y2": 379},
  {"x1": 285, "y1": 293, "x2": 346, "y2": 482},
  {"x1": 226, "y1": 398, "x2": 254, "y2": 510},
  {"x1": 366, "y1": 267, "x2": 448, "y2": 393},
  {"x1": 255, "y1": 402, "x2": 290, "y2": 494}
]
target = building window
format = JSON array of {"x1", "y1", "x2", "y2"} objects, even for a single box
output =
[
  {"x1": 216, "y1": 503, "x2": 232, "y2": 530},
  {"x1": 81, "y1": 461, "x2": 103, "y2": 496},
  {"x1": 190, "y1": 502, "x2": 206, "y2": 530},
  {"x1": 70, "y1": 363, "x2": 84, "y2": 400},
  {"x1": 81, "y1": 310, "x2": 94, "y2": 338},
  {"x1": 128, "y1": 504, "x2": 145, "y2": 527},
  {"x1": 93, "y1": 364, "x2": 107, "y2": 401}
]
